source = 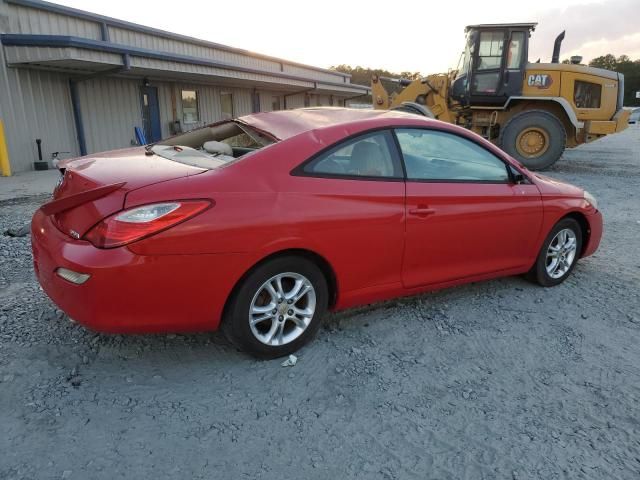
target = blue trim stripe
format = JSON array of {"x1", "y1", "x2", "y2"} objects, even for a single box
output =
[{"x1": 0, "y1": 34, "x2": 369, "y2": 93}]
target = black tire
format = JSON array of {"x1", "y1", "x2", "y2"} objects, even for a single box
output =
[
  {"x1": 391, "y1": 101, "x2": 436, "y2": 118},
  {"x1": 499, "y1": 110, "x2": 566, "y2": 170},
  {"x1": 527, "y1": 218, "x2": 582, "y2": 287},
  {"x1": 222, "y1": 256, "x2": 328, "y2": 359}
]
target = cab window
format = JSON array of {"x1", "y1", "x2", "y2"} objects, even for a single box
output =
[
  {"x1": 477, "y1": 31, "x2": 504, "y2": 70},
  {"x1": 395, "y1": 129, "x2": 510, "y2": 182},
  {"x1": 507, "y1": 32, "x2": 525, "y2": 69}
]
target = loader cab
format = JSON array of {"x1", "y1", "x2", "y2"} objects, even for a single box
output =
[{"x1": 451, "y1": 23, "x2": 536, "y2": 106}]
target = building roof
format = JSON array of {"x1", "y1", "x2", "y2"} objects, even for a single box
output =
[
  {"x1": 5, "y1": 0, "x2": 351, "y2": 79},
  {"x1": 1, "y1": 0, "x2": 370, "y2": 97}
]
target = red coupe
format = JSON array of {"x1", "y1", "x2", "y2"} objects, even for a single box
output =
[{"x1": 31, "y1": 108, "x2": 602, "y2": 358}]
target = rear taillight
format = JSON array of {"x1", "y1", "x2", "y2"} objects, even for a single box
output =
[{"x1": 84, "y1": 200, "x2": 211, "y2": 249}]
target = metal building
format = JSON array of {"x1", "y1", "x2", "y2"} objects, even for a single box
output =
[{"x1": 0, "y1": 0, "x2": 369, "y2": 174}]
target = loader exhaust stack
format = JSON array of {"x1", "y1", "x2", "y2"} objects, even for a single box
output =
[{"x1": 551, "y1": 31, "x2": 565, "y2": 63}]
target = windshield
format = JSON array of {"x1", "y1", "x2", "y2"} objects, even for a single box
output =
[
  {"x1": 151, "y1": 121, "x2": 276, "y2": 169},
  {"x1": 455, "y1": 32, "x2": 474, "y2": 79}
]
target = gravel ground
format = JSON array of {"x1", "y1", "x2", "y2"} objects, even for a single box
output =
[{"x1": 1, "y1": 127, "x2": 639, "y2": 480}]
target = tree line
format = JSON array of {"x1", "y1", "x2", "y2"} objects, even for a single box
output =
[
  {"x1": 332, "y1": 55, "x2": 640, "y2": 106},
  {"x1": 586, "y1": 55, "x2": 639, "y2": 106}
]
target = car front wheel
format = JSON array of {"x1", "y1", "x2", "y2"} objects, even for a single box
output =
[
  {"x1": 222, "y1": 256, "x2": 328, "y2": 358},
  {"x1": 528, "y1": 218, "x2": 583, "y2": 287}
]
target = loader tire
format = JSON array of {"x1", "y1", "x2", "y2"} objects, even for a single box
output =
[
  {"x1": 499, "y1": 110, "x2": 566, "y2": 170},
  {"x1": 391, "y1": 102, "x2": 436, "y2": 119}
]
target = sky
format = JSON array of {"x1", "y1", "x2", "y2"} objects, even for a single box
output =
[{"x1": 56, "y1": 0, "x2": 640, "y2": 74}]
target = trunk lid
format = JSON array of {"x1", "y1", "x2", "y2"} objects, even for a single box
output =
[{"x1": 49, "y1": 147, "x2": 206, "y2": 239}]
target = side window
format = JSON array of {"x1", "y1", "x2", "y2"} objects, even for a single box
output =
[
  {"x1": 395, "y1": 129, "x2": 510, "y2": 182},
  {"x1": 574, "y1": 81, "x2": 602, "y2": 108},
  {"x1": 507, "y1": 32, "x2": 525, "y2": 69},
  {"x1": 303, "y1": 131, "x2": 400, "y2": 179}
]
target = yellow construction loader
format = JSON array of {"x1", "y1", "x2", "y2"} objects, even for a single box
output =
[{"x1": 372, "y1": 23, "x2": 630, "y2": 169}]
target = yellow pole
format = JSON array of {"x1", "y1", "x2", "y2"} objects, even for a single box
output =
[{"x1": 0, "y1": 119, "x2": 11, "y2": 177}]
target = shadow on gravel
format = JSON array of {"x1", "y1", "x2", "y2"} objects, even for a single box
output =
[{"x1": 41, "y1": 273, "x2": 546, "y2": 367}]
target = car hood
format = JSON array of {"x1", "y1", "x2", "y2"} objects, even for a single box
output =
[{"x1": 531, "y1": 173, "x2": 584, "y2": 197}]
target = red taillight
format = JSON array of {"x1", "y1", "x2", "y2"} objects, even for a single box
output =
[{"x1": 84, "y1": 200, "x2": 211, "y2": 249}]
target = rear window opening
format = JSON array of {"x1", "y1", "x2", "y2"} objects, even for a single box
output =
[{"x1": 150, "y1": 121, "x2": 276, "y2": 169}]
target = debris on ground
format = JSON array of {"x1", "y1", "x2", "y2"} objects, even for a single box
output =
[{"x1": 280, "y1": 354, "x2": 297, "y2": 367}]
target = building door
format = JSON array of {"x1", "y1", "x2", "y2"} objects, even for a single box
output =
[{"x1": 140, "y1": 86, "x2": 162, "y2": 143}]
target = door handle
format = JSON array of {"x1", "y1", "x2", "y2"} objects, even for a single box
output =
[{"x1": 408, "y1": 206, "x2": 436, "y2": 217}]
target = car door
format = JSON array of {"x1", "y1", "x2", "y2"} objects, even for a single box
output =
[
  {"x1": 394, "y1": 128, "x2": 543, "y2": 289},
  {"x1": 290, "y1": 129, "x2": 406, "y2": 294}
]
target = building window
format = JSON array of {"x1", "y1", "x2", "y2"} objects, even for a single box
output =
[
  {"x1": 221, "y1": 92, "x2": 234, "y2": 119},
  {"x1": 574, "y1": 81, "x2": 602, "y2": 108},
  {"x1": 272, "y1": 96, "x2": 281, "y2": 111},
  {"x1": 181, "y1": 90, "x2": 199, "y2": 124}
]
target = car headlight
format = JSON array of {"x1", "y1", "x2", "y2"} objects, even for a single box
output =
[{"x1": 584, "y1": 191, "x2": 598, "y2": 210}]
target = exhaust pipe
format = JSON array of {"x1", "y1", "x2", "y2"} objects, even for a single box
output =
[{"x1": 551, "y1": 31, "x2": 565, "y2": 64}]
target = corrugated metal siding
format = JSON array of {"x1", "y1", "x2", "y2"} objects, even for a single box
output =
[
  {"x1": 5, "y1": 3, "x2": 350, "y2": 85},
  {"x1": 313, "y1": 94, "x2": 331, "y2": 106},
  {"x1": 4, "y1": 45, "x2": 122, "y2": 66},
  {"x1": 156, "y1": 82, "x2": 174, "y2": 139},
  {"x1": 259, "y1": 92, "x2": 283, "y2": 112},
  {"x1": 0, "y1": 47, "x2": 79, "y2": 172},
  {"x1": 129, "y1": 56, "x2": 314, "y2": 89},
  {"x1": 8, "y1": 4, "x2": 101, "y2": 39},
  {"x1": 285, "y1": 93, "x2": 306, "y2": 109},
  {"x1": 283, "y1": 64, "x2": 348, "y2": 84},
  {"x1": 108, "y1": 26, "x2": 284, "y2": 74},
  {"x1": 232, "y1": 89, "x2": 252, "y2": 116},
  {"x1": 76, "y1": 76, "x2": 141, "y2": 153}
]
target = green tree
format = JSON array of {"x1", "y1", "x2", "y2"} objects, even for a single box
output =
[
  {"x1": 589, "y1": 54, "x2": 618, "y2": 70},
  {"x1": 329, "y1": 65, "x2": 424, "y2": 103},
  {"x1": 589, "y1": 54, "x2": 640, "y2": 106}
]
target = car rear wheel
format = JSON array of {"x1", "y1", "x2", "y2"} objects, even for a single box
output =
[
  {"x1": 222, "y1": 256, "x2": 328, "y2": 358},
  {"x1": 527, "y1": 218, "x2": 582, "y2": 287}
]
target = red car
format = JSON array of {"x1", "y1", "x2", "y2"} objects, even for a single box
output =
[{"x1": 31, "y1": 108, "x2": 602, "y2": 358}]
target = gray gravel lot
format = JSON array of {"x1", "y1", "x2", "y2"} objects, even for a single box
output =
[{"x1": 1, "y1": 127, "x2": 639, "y2": 480}]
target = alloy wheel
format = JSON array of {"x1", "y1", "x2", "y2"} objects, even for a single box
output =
[
  {"x1": 248, "y1": 272, "x2": 316, "y2": 346},
  {"x1": 545, "y1": 228, "x2": 578, "y2": 279}
]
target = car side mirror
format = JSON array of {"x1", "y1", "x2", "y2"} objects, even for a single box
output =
[{"x1": 509, "y1": 166, "x2": 526, "y2": 184}]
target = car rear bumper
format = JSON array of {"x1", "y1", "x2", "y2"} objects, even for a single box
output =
[
  {"x1": 31, "y1": 209, "x2": 246, "y2": 334},
  {"x1": 582, "y1": 210, "x2": 603, "y2": 258}
]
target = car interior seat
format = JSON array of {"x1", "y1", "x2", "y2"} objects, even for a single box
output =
[
  {"x1": 349, "y1": 141, "x2": 391, "y2": 176},
  {"x1": 203, "y1": 141, "x2": 234, "y2": 156}
]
